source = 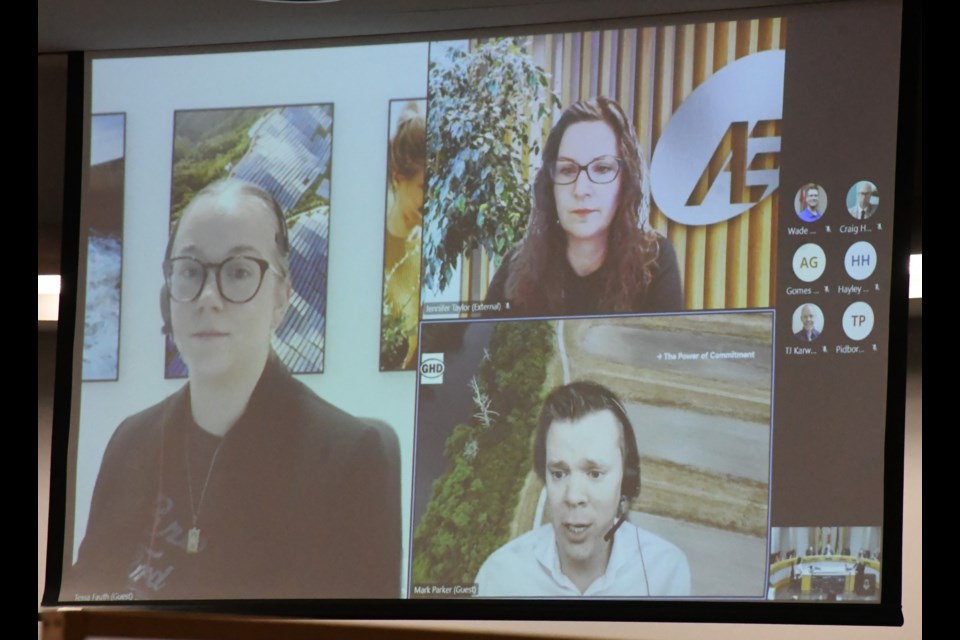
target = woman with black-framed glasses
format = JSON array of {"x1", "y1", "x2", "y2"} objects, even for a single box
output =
[
  {"x1": 485, "y1": 97, "x2": 682, "y2": 317},
  {"x1": 70, "y1": 179, "x2": 401, "y2": 600}
]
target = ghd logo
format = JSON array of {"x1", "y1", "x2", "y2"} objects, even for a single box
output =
[
  {"x1": 420, "y1": 353, "x2": 445, "y2": 385},
  {"x1": 650, "y1": 50, "x2": 785, "y2": 226}
]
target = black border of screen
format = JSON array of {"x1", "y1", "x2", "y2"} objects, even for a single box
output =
[{"x1": 41, "y1": 0, "x2": 918, "y2": 626}]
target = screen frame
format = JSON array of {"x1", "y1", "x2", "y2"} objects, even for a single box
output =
[{"x1": 41, "y1": 0, "x2": 917, "y2": 625}]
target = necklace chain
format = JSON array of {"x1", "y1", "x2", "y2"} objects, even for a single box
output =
[{"x1": 185, "y1": 434, "x2": 224, "y2": 529}]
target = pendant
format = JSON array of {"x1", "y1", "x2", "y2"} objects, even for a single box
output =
[{"x1": 187, "y1": 527, "x2": 201, "y2": 553}]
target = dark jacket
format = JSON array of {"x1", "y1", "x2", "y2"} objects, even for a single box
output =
[{"x1": 69, "y1": 357, "x2": 401, "y2": 600}]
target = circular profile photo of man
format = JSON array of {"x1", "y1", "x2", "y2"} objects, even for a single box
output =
[
  {"x1": 847, "y1": 180, "x2": 878, "y2": 220},
  {"x1": 794, "y1": 183, "x2": 827, "y2": 223},
  {"x1": 792, "y1": 303, "x2": 824, "y2": 343}
]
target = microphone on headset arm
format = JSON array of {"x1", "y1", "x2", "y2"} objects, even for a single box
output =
[
  {"x1": 604, "y1": 514, "x2": 628, "y2": 542},
  {"x1": 604, "y1": 496, "x2": 630, "y2": 542},
  {"x1": 602, "y1": 495, "x2": 652, "y2": 596}
]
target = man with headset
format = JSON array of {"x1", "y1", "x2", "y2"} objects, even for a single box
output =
[{"x1": 474, "y1": 381, "x2": 691, "y2": 597}]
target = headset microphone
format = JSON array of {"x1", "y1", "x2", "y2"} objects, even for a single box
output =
[
  {"x1": 604, "y1": 514, "x2": 628, "y2": 542},
  {"x1": 604, "y1": 495, "x2": 630, "y2": 542}
]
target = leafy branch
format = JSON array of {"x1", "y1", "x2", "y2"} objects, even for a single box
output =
[
  {"x1": 423, "y1": 38, "x2": 560, "y2": 292},
  {"x1": 469, "y1": 375, "x2": 499, "y2": 430}
]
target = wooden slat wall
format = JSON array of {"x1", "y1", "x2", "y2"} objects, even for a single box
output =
[{"x1": 464, "y1": 19, "x2": 783, "y2": 309}]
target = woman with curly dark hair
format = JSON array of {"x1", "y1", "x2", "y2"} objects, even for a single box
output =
[{"x1": 485, "y1": 96, "x2": 682, "y2": 317}]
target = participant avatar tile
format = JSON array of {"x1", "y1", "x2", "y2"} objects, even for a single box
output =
[
  {"x1": 842, "y1": 301, "x2": 874, "y2": 341},
  {"x1": 794, "y1": 183, "x2": 827, "y2": 223},
  {"x1": 792, "y1": 303, "x2": 823, "y2": 342},
  {"x1": 792, "y1": 243, "x2": 826, "y2": 282},
  {"x1": 846, "y1": 180, "x2": 878, "y2": 220},
  {"x1": 845, "y1": 241, "x2": 877, "y2": 280}
]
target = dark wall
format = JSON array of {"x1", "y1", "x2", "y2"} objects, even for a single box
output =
[{"x1": 38, "y1": 54, "x2": 68, "y2": 275}]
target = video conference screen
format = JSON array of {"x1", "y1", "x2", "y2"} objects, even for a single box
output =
[{"x1": 47, "y1": 0, "x2": 906, "y2": 621}]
